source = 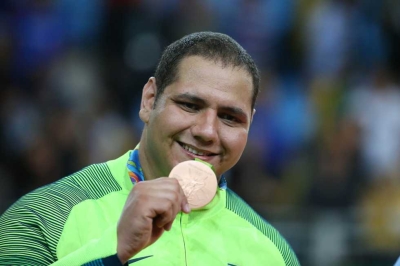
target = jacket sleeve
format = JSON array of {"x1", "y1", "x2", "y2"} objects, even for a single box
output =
[
  {"x1": 0, "y1": 201, "x2": 56, "y2": 265},
  {"x1": 49, "y1": 225, "x2": 126, "y2": 266},
  {"x1": 0, "y1": 199, "x2": 125, "y2": 266}
]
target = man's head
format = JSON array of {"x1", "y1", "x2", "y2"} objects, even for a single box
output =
[
  {"x1": 138, "y1": 32, "x2": 259, "y2": 181},
  {"x1": 154, "y1": 32, "x2": 260, "y2": 110}
]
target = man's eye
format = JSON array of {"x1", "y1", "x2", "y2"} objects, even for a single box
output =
[
  {"x1": 180, "y1": 102, "x2": 199, "y2": 111},
  {"x1": 220, "y1": 114, "x2": 239, "y2": 123}
]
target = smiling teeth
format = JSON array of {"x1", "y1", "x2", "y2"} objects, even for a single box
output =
[{"x1": 182, "y1": 144, "x2": 205, "y2": 156}]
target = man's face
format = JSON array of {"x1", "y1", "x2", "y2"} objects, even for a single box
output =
[{"x1": 139, "y1": 56, "x2": 254, "y2": 180}]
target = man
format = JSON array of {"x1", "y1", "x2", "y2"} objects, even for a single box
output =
[{"x1": 0, "y1": 32, "x2": 300, "y2": 265}]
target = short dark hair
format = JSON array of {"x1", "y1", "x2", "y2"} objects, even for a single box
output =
[{"x1": 154, "y1": 32, "x2": 260, "y2": 110}]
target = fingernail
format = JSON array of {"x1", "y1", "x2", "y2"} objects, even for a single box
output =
[
  {"x1": 184, "y1": 204, "x2": 191, "y2": 213},
  {"x1": 165, "y1": 223, "x2": 172, "y2": 231}
]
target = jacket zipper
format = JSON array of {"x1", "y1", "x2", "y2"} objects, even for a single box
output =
[{"x1": 180, "y1": 212, "x2": 188, "y2": 266}]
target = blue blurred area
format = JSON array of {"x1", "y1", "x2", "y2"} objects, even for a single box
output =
[{"x1": 1, "y1": 0, "x2": 400, "y2": 265}]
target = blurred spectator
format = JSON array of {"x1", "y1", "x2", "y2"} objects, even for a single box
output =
[
  {"x1": 10, "y1": 0, "x2": 66, "y2": 83},
  {"x1": 210, "y1": 0, "x2": 295, "y2": 70},
  {"x1": 88, "y1": 95, "x2": 138, "y2": 164},
  {"x1": 303, "y1": 0, "x2": 356, "y2": 79},
  {"x1": 347, "y1": 67, "x2": 400, "y2": 263},
  {"x1": 347, "y1": 67, "x2": 400, "y2": 180},
  {"x1": 248, "y1": 71, "x2": 315, "y2": 179},
  {"x1": 382, "y1": 0, "x2": 400, "y2": 76},
  {"x1": 55, "y1": 0, "x2": 105, "y2": 47},
  {"x1": 353, "y1": 0, "x2": 387, "y2": 71}
]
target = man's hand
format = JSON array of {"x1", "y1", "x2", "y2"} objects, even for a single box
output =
[{"x1": 117, "y1": 178, "x2": 191, "y2": 264}]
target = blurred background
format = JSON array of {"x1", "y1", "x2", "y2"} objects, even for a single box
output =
[{"x1": 1, "y1": 0, "x2": 400, "y2": 265}]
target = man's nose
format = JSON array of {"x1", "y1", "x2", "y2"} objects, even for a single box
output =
[{"x1": 191, "y1": 109, "x2": 218, "y2": 143}]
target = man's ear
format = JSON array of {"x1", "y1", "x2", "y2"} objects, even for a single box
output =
[{"x1": 139, "y1": 77, "x2": 157, "y2": 123}]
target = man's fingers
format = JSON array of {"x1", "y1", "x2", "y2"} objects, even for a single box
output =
[
  {"x1": 153, "y1": 208, "x2": 173, "y2": 229},
  {"x1": 177, "y1": 185, "x2": 191, "y2": 213},
  {"x1": 166, "y1": 177, "x2": 191, "y2": 214},
  {"x1": 153, "y1": 216, "x2": 165, "y2": 229},
  {"x1": 163, "y1": 221, "x2": 173, "y2": 231},
  {"x1": 117, "y1": 177, "x2": 191, "y2": 261}
]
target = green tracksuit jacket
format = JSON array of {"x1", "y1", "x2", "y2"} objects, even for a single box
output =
[{"x1": 0, "y1": 151, "x2": 300, "y2": 266}]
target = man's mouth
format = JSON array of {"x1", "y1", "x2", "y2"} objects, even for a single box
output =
[{"x1": 178, "y1": 142, "x2": 216, "y2": 157}]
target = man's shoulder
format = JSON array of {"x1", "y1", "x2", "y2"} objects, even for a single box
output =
[
  {"x1": 5, "y1": 161, "x2": 122, "y2": 217},
  {"x1": 4, "y1": 151, "x2": 131, "y2": 218},
  {"x1": 0, "y1": 160, "x2": 123, "y2": 263},
  {"x1": 224, "y1": 188, "x2": 272, "y2": 230},
  {"x1": 224, "y1": 188, "x2": 301, "y2": 265}
]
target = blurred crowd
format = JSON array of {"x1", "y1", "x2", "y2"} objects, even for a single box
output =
[{"x1": 1, "y1": 0, "x2": 400, "y2": 265}]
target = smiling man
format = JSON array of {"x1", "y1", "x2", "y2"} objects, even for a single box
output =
[
  {"x1": 0, "y1": 32, "x2": 300, "y2": 266},
  {"x1": 139, "y1": 56, "x2": 252, "y2": 181}
]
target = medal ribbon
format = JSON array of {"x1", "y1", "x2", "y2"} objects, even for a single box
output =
[{"x1": 127, "y1": 148, "x2": 144, "y2": 184}]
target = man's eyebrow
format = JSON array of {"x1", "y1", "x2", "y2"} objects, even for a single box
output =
[
  {"x1": 173, "y1": 93, "x2": 206, "y2": 104},
  {"x1": 220, "y1": 106, "x2": 248, "y2": 119},
  {"x1": 173, "y1": 93, "x2": 249, "y2": 119}
]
